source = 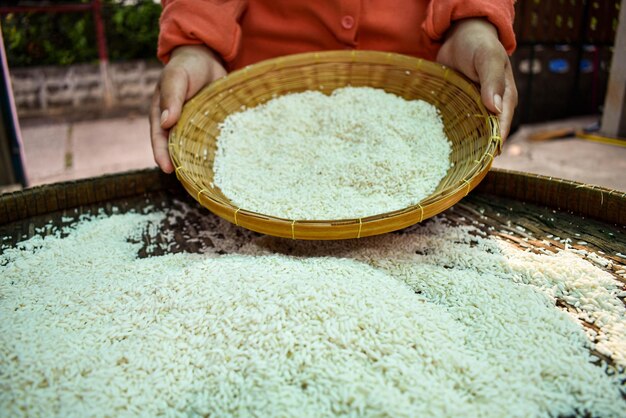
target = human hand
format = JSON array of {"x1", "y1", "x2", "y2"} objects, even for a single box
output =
[
  {"x1": 436, "y1": 18, "x2": 518, "y2": 141},
  {"x1": 150, "y1": 45, "x2": 227, "y2": 173}
]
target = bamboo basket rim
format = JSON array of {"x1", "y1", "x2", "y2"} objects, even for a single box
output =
[{"x1": 168, "y1": 50, "x2": 502, "y2": 240}]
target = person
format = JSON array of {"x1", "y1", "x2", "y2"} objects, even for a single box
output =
[{"x1": 150, "y1": 0, "x2": 518, "y2": 174}]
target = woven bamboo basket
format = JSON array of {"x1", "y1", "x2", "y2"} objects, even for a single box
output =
[{"x1": 168, "y1": 50, "x2": 501, "y2": 240}]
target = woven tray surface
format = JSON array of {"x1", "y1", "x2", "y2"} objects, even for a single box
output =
[
  {"x1": 168, "y1": 50, "x2": 501, "y2": 240},
  {"x1": 1, "y1": 169, "x2": 625, "y2": 378}
]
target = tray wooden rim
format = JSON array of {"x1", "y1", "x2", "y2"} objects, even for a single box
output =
[{"x1": 1, "y1": 168, "x2": 624, "y2": 229}]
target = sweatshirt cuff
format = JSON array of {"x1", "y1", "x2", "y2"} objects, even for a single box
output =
[
  {"x1": 423, "y1": 0, "x2": 516, "y2": 55},
  {"x1": 157, "y1": 0, "x2": 247, "y2": 64}
]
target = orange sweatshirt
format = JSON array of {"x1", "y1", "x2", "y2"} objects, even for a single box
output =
[{"x1": 158, "y1": 0, "x2": 516, "y2": 71}]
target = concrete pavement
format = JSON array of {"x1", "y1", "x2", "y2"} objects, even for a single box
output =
[
  {"x1": 493, "y1": 116, "x2": 626, "y2": 191},
  {"x1": 20, "y1": 114, "x2": 156, "y2": 186}
]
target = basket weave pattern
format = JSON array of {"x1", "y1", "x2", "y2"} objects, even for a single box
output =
[{"x1": 169, "y1": 51, "x2": 501, "y2": 240}]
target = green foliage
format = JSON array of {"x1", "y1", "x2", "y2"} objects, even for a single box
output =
[
  {"x1": 104, "y1": 0, "x2": 161, "y2": 62},
  {"x1": 1, "y1": 0, "x2": 161, "y2": 67}
]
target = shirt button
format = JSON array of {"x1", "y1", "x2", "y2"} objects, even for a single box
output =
[{"x1": 341, "y1": 15, "x2": 355, "y2": 30}]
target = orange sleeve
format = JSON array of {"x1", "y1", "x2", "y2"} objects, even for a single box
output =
[
  {"x1": 422, "y1": 0, "x2": 516, "y2": 55},
  {"x1": 158, "y1": 0, "x2": 249, "y2": 64}
]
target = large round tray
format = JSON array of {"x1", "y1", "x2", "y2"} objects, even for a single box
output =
[
  {"x1": 2, "y1": 168, "x2": 624, "y2": 247},
  {"x1": 1, "y1": 168, "x2": 625, "y2": 375},
  {"x1": 0, "y1": 169, "x2": 626, "y2": 310}
]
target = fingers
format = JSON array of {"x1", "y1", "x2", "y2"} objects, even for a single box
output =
[
  {"x1": 498, "y1": 61, "x2": 518, "y2": 141},
  {"x1": 474, "y1": 46, "x2": 507, "y2": 115},
  {"x1": 149, "y1": 46, "x2": 229, "y2": 174},
  {"x1": 158, "y1": 51, "x2": 226, "y2": 129},
  {"x1": 159, "y1": 65, "x2": 189, "y2": 130},
  {"x1": 150, "y1": 86, "x2": 174, "y2": 173},
  {"x1": 169, "y1": 45, "x2": 228, "y2": 100}
]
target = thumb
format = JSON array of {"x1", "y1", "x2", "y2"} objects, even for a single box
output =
[
  {"x1": 474, "y1": 49, "x2": 507, "y2": 115},
  {"x1": 159, "y1": 66, "x2": 189, "y2": 129}
]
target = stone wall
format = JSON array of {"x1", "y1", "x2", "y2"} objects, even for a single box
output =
[{"x1": 10, "y1": 60, "x2": 162, "y2": 118}]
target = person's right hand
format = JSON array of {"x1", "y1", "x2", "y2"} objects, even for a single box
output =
[{"x1": 150, "y1": 45, "x2": 227, "y2": 173}]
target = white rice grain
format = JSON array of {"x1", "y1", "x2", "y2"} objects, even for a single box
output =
[
  {"x1": 1, "y1": 211, "x2": 624, "y2": 417},
  {"x1": 213, "y1": 87, "x2": 451, "y2": 220}
]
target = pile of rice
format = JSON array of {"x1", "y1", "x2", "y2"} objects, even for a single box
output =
[
  {"x1": 1, "y1": 209, "x2": 624, "y2": 417},
  {"x1": 213, "y1": 87, "x2": 451, "y2": 220}
]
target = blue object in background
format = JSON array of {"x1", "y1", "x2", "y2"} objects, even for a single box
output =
[
  {"x1": 548, "y1": 58, "x2": 570, "y2": 74},
  {"x1": 579, "y1": 58, "x2": 594, "y2": 73}
]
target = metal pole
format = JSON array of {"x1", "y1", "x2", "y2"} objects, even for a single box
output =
[
  {"x1": 0, "y1": 5, "x2": 93, "y2": 14},
  {"x1": 601, "y1": 0, "x2": 626, "y2": 138},
  {"x1": 0, "y1": 29, "x2": 27, "y2": 187},
  {"x1": 92, "y1": 0, "x2": 114, "y2": 107}
]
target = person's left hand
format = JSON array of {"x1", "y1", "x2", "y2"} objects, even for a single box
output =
[{"x1": 436, "y1": 18, "x2": 518, "y2": 141}]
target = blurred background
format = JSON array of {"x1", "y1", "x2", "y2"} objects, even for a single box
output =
[{"x1": 0, "y1": 0, "x2": 625, "y2": 193}]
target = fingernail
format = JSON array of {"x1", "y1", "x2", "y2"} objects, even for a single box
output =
[
  {"x1": 493, "y1": 94, "x2": 503, "y2": 114},
  {"x1": 160, "y1": 109, "x2": 169, "y2": 126}
]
